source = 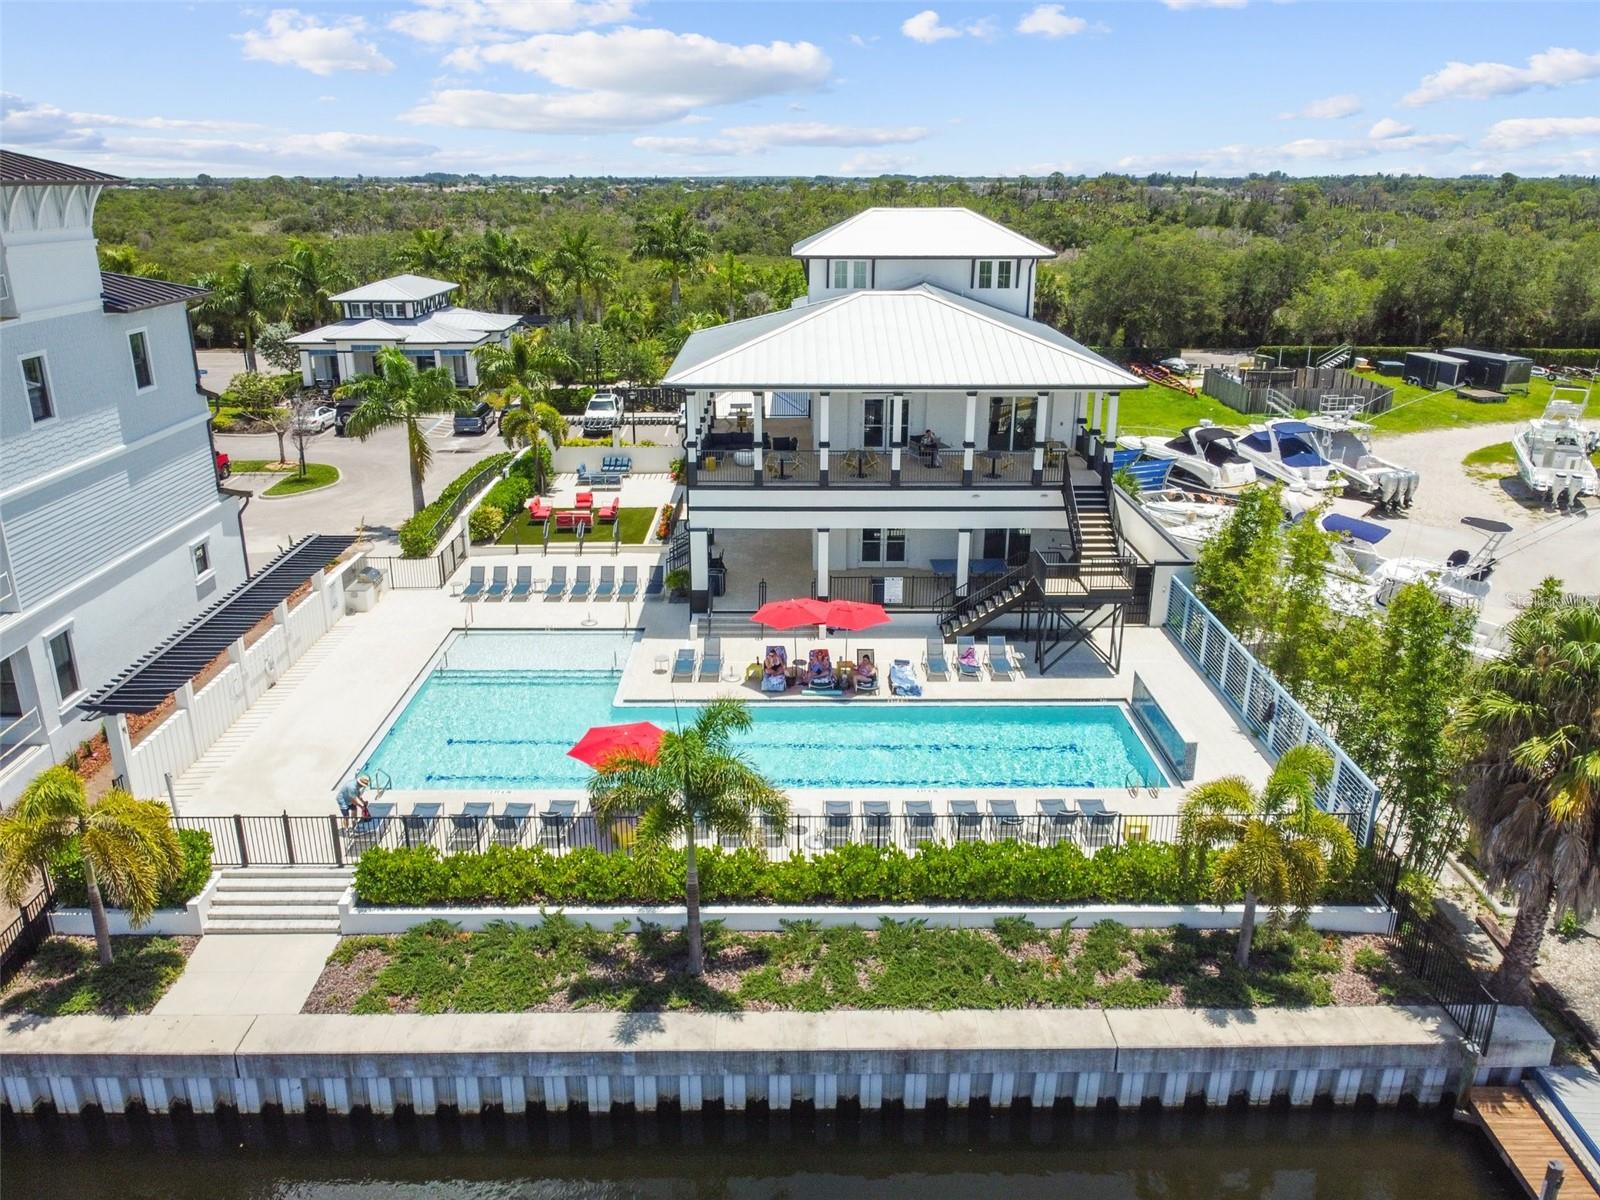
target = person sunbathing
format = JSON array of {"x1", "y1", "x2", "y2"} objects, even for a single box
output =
[{"x1": 855, "y1": 654, "x2": 878, "y2": 682}]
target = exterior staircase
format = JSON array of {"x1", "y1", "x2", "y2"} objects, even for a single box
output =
[
  {"x1": 1316, "y1": 342, "x2": 1354, "y2": 369},
  {"x1": 1069, "y1": 482, "x2": 1119, "y2": 560},
  {"x1": 938, "y1": 566, "x2": 1031, "y2": 639},
  {"x1": 203, "y1": 866, "x2": 352, "y2": 934}
]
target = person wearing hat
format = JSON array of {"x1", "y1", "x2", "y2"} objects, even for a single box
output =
[{"x1": 337, "y1": 774, "x2": 372, "y2": 828}]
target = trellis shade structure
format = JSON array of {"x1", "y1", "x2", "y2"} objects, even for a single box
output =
[{"x1": 80, "y1": 535, "x2": 356, "y2": 716}]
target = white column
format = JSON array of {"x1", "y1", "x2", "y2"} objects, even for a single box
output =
[
  {"x1": 1106, "y1": 391, "x2": 1120, "y2": 442},
  {"x1": 336, "y1": 350, "x2": 356, "y2": 382},
  {"x1": 689, "y1": 528, "x2": 710, "y2": 613},
  {"x1": 1033, "y1": 390, "x2": 1049, "y2": 479},
  {"x1": 817, "y1": 390, "x2": 831, "y2": 483},
  {"x1": 753, "y1": 389, "x2": 765, "y2": 481},
  {"x1": 107, "y1": 713, "x2": 135, "y2": 790},
  {"x1": 962, "y1": 391, "x2": 977, "y2": 484},
  {"x1": 687, "y1": 391, "x2": 702, "y2": 466},
  {"x1": 1090, "y1": 391, "x2": 1102, "y2": 432},
  {"x1": 814, "y1": 530, "x2": 830, "y2": 598},
  {"x1": 956, "y1": 529, "x2": 972, "y2": 592},
  {"x1": 299, "y1": 353, "x2": 314, "y2": 387},
  {"x1": 889, "y1": 391, "x2": 904, "y2": 483}
]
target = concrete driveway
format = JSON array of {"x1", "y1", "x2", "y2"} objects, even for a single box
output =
[{"x1": 217, "y1": 417, "x2": 508, "y2": 563}]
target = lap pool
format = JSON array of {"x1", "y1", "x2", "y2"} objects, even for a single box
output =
[{"x1": 361, "y1": 631, "x2": 1169, "y2": 792}]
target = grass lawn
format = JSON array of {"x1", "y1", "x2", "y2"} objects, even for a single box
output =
[
  {"x1": 496, "y1": 505, "x2": 658, "y2": 547},
  {"x1": 304, "y1": 917, "x2": 1426, "y2": 1016},
  {"x1": 1355, "y1": 373, "x2": 1591, "y2": 436},
  {"x1": 262, "y1": 463, "x2": 339, "y2": 496},
  {"x1": 1117, "y1": 381, "x2": 1243, "y2": 437},
  {"x1": 0, "y1": 936, "x2": 196, "y2": 1016}
]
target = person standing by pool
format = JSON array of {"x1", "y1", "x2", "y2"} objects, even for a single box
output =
[{"x1": 336, "y1": 775, "x2": 371, "y2": 828}]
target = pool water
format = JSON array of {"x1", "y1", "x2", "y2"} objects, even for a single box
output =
[{"x1": 362, "y1": 631, "x2": 1168, "y2": 792}]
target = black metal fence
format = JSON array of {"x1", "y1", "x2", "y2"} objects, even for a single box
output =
[
  {"x1": 1385, "y1": 893, "x2": 1498, "y2": 1054},
  {"x1": 0, "y1": 881, "x2": 55, "y2": 988},
  {"x1": 370, "y1": 531, "x2": 468, "y2": 589}
]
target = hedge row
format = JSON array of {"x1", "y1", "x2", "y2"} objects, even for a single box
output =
[
  {"x1": 352, "y1": 841, "x2": 1389, "y2": 909},
  {"x1": 1255, "y1": 344, "x2": 1600, "y2": 368},
  {"x1": 398, "y1": 453, "x2": 512, "y2": 557},
  {"x1": 51, "y1": 829, "x2": 215, "y2": 911}
]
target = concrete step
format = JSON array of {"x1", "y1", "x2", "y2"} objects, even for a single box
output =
[
  {"x1": 204, "y1": 917, "x2": 342, "y2": 934},
  {"x1": 210, "y1": 891, "x2": 348, "y2": 905},
  {"x1": 215, "y1": 876, "x2": 352, "y2": 890},
  {"x1": 206, "y1": 906, "x2": 341, "y2": 923}
]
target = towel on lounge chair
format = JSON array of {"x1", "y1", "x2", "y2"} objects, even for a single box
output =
[
  {"x1": 806, "y1": 648, "x2": 836, "y2": 689},
  {"x1": 760, "y1": 645, "x2": 789, "y2": 692},
  {"x1": 889, "y1": 659, "x2": 922, "y2": 696},
  {"x1": 956, "y1": 637, "x2": 983, "y2": 679}
]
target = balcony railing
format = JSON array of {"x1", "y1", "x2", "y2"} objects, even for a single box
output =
[
  {"x1": 0, "y1": 708, "x2": 45, "y2": 772},
  {"x1": 1031, "y1": 549, "x2": 1137, "y2": 599},
  {"x1": 695, "y1": 446, "x2": 1065, "y2": 489}
]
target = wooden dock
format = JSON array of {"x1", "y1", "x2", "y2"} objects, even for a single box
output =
[{"x1": 1469, "y1": 1086, "x2": 1600, "y2": 1200}]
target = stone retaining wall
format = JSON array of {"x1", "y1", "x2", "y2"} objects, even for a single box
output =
[{"x1": 0, "y1": 1006, "x2": 1553, "y2": 1117}]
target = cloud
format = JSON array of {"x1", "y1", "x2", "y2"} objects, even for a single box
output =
[
  {"x1": 1368, "y1": 117, "x2": 1414, "y2": 140},
  {"x1": 1016, "y1": 5, "x2": 1088, "y2": 37},
  {"x1": 838, "y1": 151, "x2": 916, "y2": 174},
  {"x1": 1118, "y1": 129, "x2": 1464, "y2": 172},
  {"x1": 634, "y1": 122, "x2": 929, "y2": 157},
  {"x1": 0, "y1": 94, "x2": 260, "y2": 147},
  {"x1": 1481, "y1": 115, "x2": 1600, "y2": 151},
  {"x1": 899, "y1": 9, "x2": 996, "y2": 44},
  {"x1": 1160, "y1": 0, "x2": 1247, "y2": 9},
  {"x1": 404, "y1": 27, "x2": 831, "y2": 132},
  {"x1": 238, "y1": 9, "x2": 394, "y2": 75},
  {"x1": 389, "y1": 0, "x2": 634, "y2": 44},
  {"x1": 848, "y1": 33, "x2": 878, "y2": 48},
  {"x1": 1278, "y1": 94, "x2": 1361, "y2": 120},
  {"x1": 1404, "y1": 47, "x2": 1600, "y2": 106}
]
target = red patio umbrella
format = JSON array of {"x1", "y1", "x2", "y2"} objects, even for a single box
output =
[
  {"x1": 751, "y1": 596, "x2": 831, "y2": 660},
  {"x1": 567, "y1": 721, "x2": 665, "y2": 769},
  {"x1": 819, "y1": 599, "x2": 890, "y2": 657}
]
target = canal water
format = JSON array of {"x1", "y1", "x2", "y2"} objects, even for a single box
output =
[{"x1": 3, "y1": 1106, "x2": 1517, "y2": 1198}]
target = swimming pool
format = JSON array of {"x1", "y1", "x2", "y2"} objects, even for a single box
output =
[{"x1": 361, "y1": 631, "x2": 1169, "y2": 791}]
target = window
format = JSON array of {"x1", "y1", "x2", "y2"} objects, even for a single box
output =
[
  {"x1": 861, "y1": 528, "x2": 907, "y2": 565},
  {"x1": 20, "y1": 354, "x2": 52, "y2": 421},
  {"x1": 976, "y1": 260, "x2": 1013, "y2": 289},
  {"x1": 192, "y1": 540, "x2": 211, "y2": 578},
  {"x1": 128, "y1": 331, "x2": 154, "y2": 390},
  {"x1": 830, "y1": 260, "x2": 868, "y2": 290},
  {"x1": 977, "y1": 260, "x2": 993, "y2": 289},
  {"x1": 997, "y1": 260, "x2": 1013, "y2": 289},
  {"x1": 47, "y1": 629, "x2": 79, "y2": 702}
]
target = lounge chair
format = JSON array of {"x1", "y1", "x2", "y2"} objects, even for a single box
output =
[
  {"x1": 596, "y1": 498, "x2": 620, "y2": 523},
  {"x1": 950, "y1": 798, "x2": 983, "y2": 841},
  {"x1": 806, "y1": 648, "x2": 838, "y2": 690},
  {"x1": 541, "y1": 799, "x2": 576, "y2": 848},
  {"x1": 617, "y1": 565, "x2": 639, "y2": 601},
  {"x1": 574, "y1": 491, "x2": 594, "y2": 511},
  {"x1": 347, "y1": 800, "x2": 395, "y2": 850},
  {"x1": 904, "y1": 799, "x2": 936, "y2": 845},
  {"x1": 1078, "y1": 797, "x2": 1118, "y2": 847},
  {"x1": 544, "y1": 564, "x2": 567, "y2": 599},
  {"x1": 484, "y1": 565, "x2": 509, "y2": 601},
  {"x1": 671, "y1": 646, "x2": 696, "y2": 682},
  {"x1": 889, "y1": 658, "x2": 921, "y2": 697},
  {"x1": 449, "y1": 801, "x2": 491, "y2": 852},
  {"x1": 923, "y1": 637, "x2": 951, "y2": 681},
  {"x1": 509, "y1": 565, "x2": 533, "y2": 601},
  {"x1": 460, "y1": 565, "x2": 486, "y2": 601},
  {"x1": 760, "y1": 645, "x2": 789, "y2": 693},
  {"x1": 570, "y1": 565, "x2": 592, "y2": 600},
  {"x1": 1040, "y1": 799, "x2": 1080, "y2": 845},
  {"x1": 595, "y1": 565, "x2": 616, "y2": 599},
  {"x1": 988, "y1": 798, "x2": 1026, "y2": 841},
  {"x1": 955, "y1": 636, "x2": 984, "y2": 680},
  {"x1": 402, "y1": 801, "x2": 441, "y2": 847},
  {"x1": 492, "y1": 801, "x2": 533, "y2": 846},
  {"x1": 824, "y1": 800, "x2": 853, "y2": 847},
  {"x1": 854, "y1": 648, "x2": 880, "y2": 693},
  {"x1": 644, "y1": 565, "x2": 665, "y2": 599},
  {"x1": 987, "y1": 635, "x2": 1016, "y2": 680},
  {"x1": 761, "y1": 809, "x2": 794, "y2": 852},
  {"x1": 862, "y1": 799, "x2": 892, "y2": 847},
  {"x1": 699, "y1": 636, "x2": 722, "y2": 681},
  {"x1": 526, "y1": 496, "x2": 552, "y2": 522}
]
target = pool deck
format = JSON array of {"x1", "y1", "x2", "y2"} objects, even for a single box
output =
[{"x1": 170, "y1": 554, "x2": 1273, "y2": 819}]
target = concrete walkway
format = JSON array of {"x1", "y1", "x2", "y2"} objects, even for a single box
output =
[{"x1": 152, "y1": 934, "x2": 334, "y2": 1016}]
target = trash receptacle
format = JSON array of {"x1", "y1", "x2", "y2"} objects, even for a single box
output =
[{"x1": 709, "y1": 566, "x2": 726, "y2": 597}]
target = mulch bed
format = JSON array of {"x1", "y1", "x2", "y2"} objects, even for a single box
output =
[{"x1": 1, "y1": 935, "x2": 199, "y2": 1017}]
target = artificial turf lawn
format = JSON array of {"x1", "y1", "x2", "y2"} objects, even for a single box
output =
[{"x1": 496, "y1": 505, "x2": 657, "y2": 546}]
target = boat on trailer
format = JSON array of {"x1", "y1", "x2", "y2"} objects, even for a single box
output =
[
  {"x1": 1116, "y1": 423, "x2": 1256, "y2": 492},
  {"x1": 1513, "y1": 390, "x2": 1597, "y2": 508},
  {"x1": 1236, "y1": 420, "x2": 1346, "y2": 494},
  {"x1": 1320, "y1": 514, "x2": 1509, "y2": 615},
  {"x1": 1293, "y1": 410, "x2": 1420, "y2": 510}
]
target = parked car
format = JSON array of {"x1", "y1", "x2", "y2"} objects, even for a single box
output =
[
  {"x1": 294, "y1": 404, "x2": 337, "y2": 433},
  {"x1": 583, "y1": 391, "x2": 620, "y2": 432},
  {"x1": 454, "y1": 401, "x2": 497, "y2": 435},
  {"x1": 214, "y1": 451, "x2": 231, "y2": 482}
]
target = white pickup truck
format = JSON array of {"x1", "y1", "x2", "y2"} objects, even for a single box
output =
[{"x1": 582, "y1": 392, "x2": 620, "y2": 432}]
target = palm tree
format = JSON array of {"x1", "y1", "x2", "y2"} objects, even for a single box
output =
[
  {"x1": 1453, "y1": 591, "x2": 1600, "y2": 1004},
  {"x1": 633, "y1": 208, "x2": 712, "y2": 310},
  {"x1": 473, "y1": 230, "x2": 537, "y2": 314},
  {"x1": 1177, "y1": 745, "x2": 1356, "y2": 968},
  {"x1": 196, "y1": 261, "x2": 276, "y2": 372},
  {"x1": 547, "y1": 226, "x2": 615, "y2": 326},
  {"x1": 707, "y1": 252, "x2": 751, "y2": 320},
  {"x1": 399, "y1": 227, "x2": 459, "y2": 277},
  {"x1": 0, "y1": 767, "x2": 182, "y2": 967},
  {"x1": 339, "y1": 346, "x2": 471, "y2": 515},
  {"x1": 275, "y1": 240, "x2": 349, "y2": 325},
  {"x1": 587, "y1": 699, "x2": 786, "y2": 975}
]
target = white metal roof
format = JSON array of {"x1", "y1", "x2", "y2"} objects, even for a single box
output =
[
  {"x1": 665, "y1": 285, "x2": 1143, "y2": 391},
  {"x1": 288, "y1": 307, "x2": 520, "y2": 347},
  {"x1": 792, "y1": 207, "x2": 1055, "y2": 260},
  {"x1": 330, "y1": 273, "x2": 458, "y2": 303}
]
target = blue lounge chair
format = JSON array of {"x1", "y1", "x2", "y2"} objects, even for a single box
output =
[
  {"x1": 449, "y1": 801, "x2": 491, "y2": 851},
  {"x1": 570, "y1": 565, "x2": 592, "y2": 600},
  {"x1": 924, "y1": 637, "x2": 951, "y2": 681},
  {"x1": 955, "y1": 636, "x2": 984, "y2": 680},
  {"x1": 492, "y1": 801, "x2": 532, "y2": 846},
  {"x1": 1078, "y1": 797, "x2": 1118, "y2": 847},
  {"x1": 644, "y1": 564, "x2": 665, "y2": 599},
  {"x1": 699, "y1": 636, "x2": 722, "y2": 681},
  {"x1": 760, "y1": 645, "x2": 788, "y2": 693},
  {"x1": 862, "y1": 799, "x2": 892, "y2": 846},
  {"x1": 824, "y1": 800, "x2": 853, "y2": 847},
  {"x1": 544, "y1": 564, "x2": 567, "y2": 599},
  {"x1": 541, "y1": 799, "x2": 576, "y2": 848},
  {"x1": 671, "y1": 647, "x2": 696, "y2": 682},
  {"x1": 509, "y1": 565, "x2": 533, "y2": 601},
  {"x1": 595, "y1": 565, "x2": 616, "y2": 600},
  {"x1": 950, "y1": 798, "x2": 983, "y2": 841},
  {"x1": 989, "y1": 798, "x2": 1026, "y2": 841},
  {"x1": 806, "y1": 648, "x2": 838, "y2": 690},
  {"x1": 617, "y1": 565, "x2": 639, "y2": 600},
  {"x1": 854, "y1": 648, "x2": 880, "y2": 692},
  {"x1": 347, "y1": 800, "x2": 394, "y2": 849},
  {"x1": 484, "y1": 565, "x2": 509, "y2": 600},
  {"x1": 986, "y1": 635, "x2": 1016, "y2": 680},
  {"x1": 460, "y1": 565, "x2": 486, "y2": 601},
  {"x1": 402, "y1": 801, "x2": 441, "y2": 847},
  {"x1": 905, "y1": 799, "x2": 935, "y2": 845},
  {"x1": 1040, "y1": 799, "x2": 1080, "y2": 845}
]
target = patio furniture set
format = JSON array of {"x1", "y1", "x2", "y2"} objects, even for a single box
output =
[
  {"x1": 460, "y1": 563, "x2": 664, "y2": 602},
  {"x1": 575, "y1": 456, "x2": 632, "y2": 488},
  {"x1": 526, "y1": 490, "x2": 621, "y2": 534}
]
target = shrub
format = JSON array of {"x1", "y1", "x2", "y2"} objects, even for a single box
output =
[
  {"x1": 480, "y1": 473, "x2": 531, "y2": 516},
  {"x1": 468, "y1": 504, "x2": 505, "y2": 542},
  {"x1": 51, "y1": 828, "x2": 214, "y2": 911},
  {"x1": 397, "y1": 453, "x2": 512, "y2": 557}
]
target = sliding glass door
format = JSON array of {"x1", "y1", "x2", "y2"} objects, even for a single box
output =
[{"x1": 986, "y1": 396, "x2": 1037, "y2": 451}]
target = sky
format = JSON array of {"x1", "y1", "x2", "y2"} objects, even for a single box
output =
[{"x1": 1, "y1": 1, "x2": 1597, "y2": 179}]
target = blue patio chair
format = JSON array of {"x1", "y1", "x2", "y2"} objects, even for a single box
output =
[
  {"x1": 544, "y1": 564, "x2": 567, "y2": 599},
  {"x1": 492, "y1": 801, "x2": 533, "y2": 847},
  {"x1": 950, "y1": 798, "x2": 983, "y2": 841},
  {"x1": 924, "y1": 636, "x2": 951, "y2": 681},
  {"x1": 570, "y1": 565, "x2": 592, "y2": 600},
  {"x1": 449, "y1": 801, "x2": 491, "y2": 852},
  {"x1": 824, "y1": 800, "x2": 854, "y2": 847},
  {"x1": 698, "y1": 636, "x2": 722, "y2": 681},
  {"x1": 402, "y1": 801, "x2": 441, "y2": 848},
  {"x1": 671, "y1": 646, "x2": 696, "y2": 682},
  {"x1": 904, "y1": 799, "x2": 936, "y2": 846},
  {"x1": 986, "y1": 635, "x2": 1016, "y2": 681},
  {"x1": 955, "y1": 636, "x2": 984, "y2": 680},
  {"x1": 862, "y1": 799, "x2": 892, "y2": 847},
  {"x1": 617, "y1": 565, "x2": 639, "y2": 600},
  {"x1": 595, "y1": 565, "x2": 616, "y2": 600},
  {"x1": 509, "y1": 565, "x2": 533, "y2": 601},
  {"x1": 644, "y1": 564, "x2": 665, "y2": 599},
  {"x1": 541, "y1": 799, "x2": 576, "y2": 849},
  {"x1": 484, "y1": 565, "x2": 509, "y2": 601},
  {"x1": 1040, "y1": 798, "x2": 1080, "y2": 846},
  {"x1": 460, "y1": 565, "x2": 486, "y2": 601}
]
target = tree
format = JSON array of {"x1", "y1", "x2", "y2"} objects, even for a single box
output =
[
  {"x1": 547, "y1": 226, "x2": 616, "y2": 326},
  {"x1": 275, "y1": 239, "x2": 348, "y2": 325},
  {"x1": 635, "y1": 208, "x2": 712, "y2": 310},
  {"x1": 586, "y1": 699, "x2": 787, "y2": 975},
  {"x1": 1192, "y1": 484, "x2": 1285, "y2": 647},
  {"x1": 254, "y1": 321, "x2": 301, "y2": 374},
  {"x1": 1453, "y1": 588, "x2": 1600, "y2": 1003},
  {"x1": 196, "y1": 261, "x2": 275, "y2": 372},
  {"x1": 339, "y1": 346, "x2": 470, "y2": 514},
  {"x1": 100, "y1": 244, "x2": 157, "y2": 276},
  {"x1": 399, "y1": 227, "x2": 459, "y2": 277},
  {"x1": 0, "y1": 767, "x2": 181, "y2": 967},
  {"x1": 472, "y1": 229, "x2": 538, "y2": 314},
  {"x1": 1278, "y1": 268, "x2": 1379, "y2": 344},
  {"x1": 1178, "y1": 746, "x2": 1356, "y2": 968},
  {"x1": 707, "y1": 252, "x2": 750, "y2": 320},
  {"x1": 1260, "y1": 506, "x2": 1339, "y2": 693}
]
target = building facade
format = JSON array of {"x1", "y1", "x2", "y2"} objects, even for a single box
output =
[
  {"x1": 0, "y1": 151, "x2": 247, "y2": 805},
  {"x1": 289, "y1": 274, "x2": 521, "y2": 388},
  {"x1": 665, "y1": 207, "x2": 1143, "y2": 616}
]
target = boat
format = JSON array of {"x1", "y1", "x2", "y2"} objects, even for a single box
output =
[
  {"x1": 1513, "y1": 390, "x2": 1597, "y2": 508},
  {"x1": 1116, "y1": 423, "x2": 1256, "y2": 492},
  {"x1": 1136, "y1": 488, "x2": 1236, "y2": 552},
  {"x1": 1320, "y1": 514, "x2": 1509, "y2": 616},
  {"x1": 1236, "y1": 421, "x2": 1346, "y2": 494},
  {"x1": 1292, "y1": 413, "x2": 1420, "y2": 509}
]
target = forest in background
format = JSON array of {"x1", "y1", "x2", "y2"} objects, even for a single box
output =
[{"x1": 95, "y1": 172, "x2": 1600, "y2": 384}]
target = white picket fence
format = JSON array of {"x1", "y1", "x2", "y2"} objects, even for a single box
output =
[{"x1": 122, "y1": 557, "x2": 362, "y2": 798}]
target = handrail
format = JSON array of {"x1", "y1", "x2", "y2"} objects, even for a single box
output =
[
  {"x1": 419, "y1": 458, "x2": 504, "y2": 552},
  {"x1": 1062, "y1": 470, "x2": 1084, "y2": 555},
  {"x1": 1099, "y1": 457, "x2": 1130, "y2": 560},
  {"x1": 938, "y1": 563, "x2": 1028, "y2": 629},
  {"x1": 0, "y1": 708, "x2": 44, "y2": 769}
]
